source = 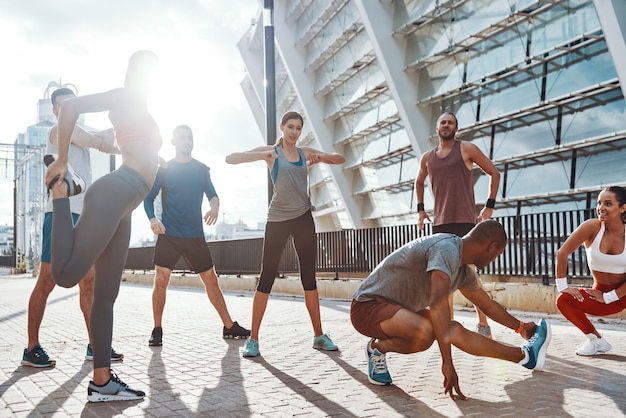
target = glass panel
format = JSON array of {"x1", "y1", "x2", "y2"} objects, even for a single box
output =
[
  {"x1": 505, "y1": 161, "x2": 571, "y2": 197},
  {"x1": 490, "y1": 119, "x2": 556, "y2": 160},
  {"x1": 546, "y1": 49, "x2": 614, "y2": 101},
  {"x1": 561, "y1": 99, "x2": 626, "y2": 144},
  {"x1": 575, "y1": 150, "x2": 626, "y2": 189}
]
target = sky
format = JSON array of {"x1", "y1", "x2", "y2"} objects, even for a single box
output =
[{"x1": 0, "y1": 0, "x2": 272, "y2": 246}]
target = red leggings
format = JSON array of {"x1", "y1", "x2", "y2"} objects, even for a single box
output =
[{"x1": 556, "y1": 282, "x2": 626, "y2": 334}]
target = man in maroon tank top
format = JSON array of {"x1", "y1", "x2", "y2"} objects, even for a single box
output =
[{"x1": 414, "y1": 112, "x2": 501, "y2": 338}]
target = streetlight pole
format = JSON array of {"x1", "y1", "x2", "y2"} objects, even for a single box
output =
[{"x1": 263, "y1": 0, "x2": 276, "y2": 206}]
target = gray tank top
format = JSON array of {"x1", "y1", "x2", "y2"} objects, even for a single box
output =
[
  {"x1": 267, "y1": 145, "x2": 311, "y2": 222},
  {"x1": 44, "y1": 127, "x2": 92, "y2": 214}
]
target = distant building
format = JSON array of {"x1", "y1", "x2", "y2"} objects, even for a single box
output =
[{"x1": 216, "y1": 219, "x2": 264, "y2": 240}]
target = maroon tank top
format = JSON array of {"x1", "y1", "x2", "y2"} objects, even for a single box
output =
[{"x1": 427, "y1": 140, "x2": 476, "y2": 226}]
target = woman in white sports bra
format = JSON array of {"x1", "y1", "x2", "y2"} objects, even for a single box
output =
[{"x1": 555, "y1": 186, "x2": 626, "y2": 356}]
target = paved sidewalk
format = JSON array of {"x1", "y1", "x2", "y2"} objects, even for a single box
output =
[{"x1": 1, "y1": 273, "x2": 625, "y2": 417}]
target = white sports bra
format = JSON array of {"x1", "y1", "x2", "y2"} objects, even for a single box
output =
[{"x1": 585, "y1": 222, "x2": 626, "y2": 274}]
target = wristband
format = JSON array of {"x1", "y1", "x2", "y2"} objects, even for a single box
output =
[
  {"x1": 555, "y1": 277, "x2": 568, "y2": 292},
  {"x1": 515, "y1": 321, "x2": 524, "y2": 334},
  {"x1": 417, "y1": 203, "x2": 425, "y2": 212},
  {"x1": 486, "y1": 198, "x2": 496, "y2": 209},
  {"x1": 603, "y1": 289, "x2": 619, "y2": 304}
]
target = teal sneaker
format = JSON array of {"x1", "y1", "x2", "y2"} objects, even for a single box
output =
[
  {"x1": 521, "y1": 318, "x2": 551, "y2": 371},
  {"x1": 242, "y1": 338, "x2": 260, "y2": 357},
  {"x1": 366, "y1": 339, "x2": 392, "y2": 385},
  {"x1": 313, "y1": 333, "x2": 338, "y2": 351},
  {"x1": 86, "y1": 344, "x2": 124, "y2": 362},
  {"x1": 22, "y1": 344, "x2": 56, "y2": 368}
]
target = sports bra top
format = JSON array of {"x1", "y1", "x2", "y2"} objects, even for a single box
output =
[
  {"x1": 585, "y1": 222, "x2": 626, "y2": 274},
  {"x1": 114, "y1": 114, "x2": 162, "y2": 148}
]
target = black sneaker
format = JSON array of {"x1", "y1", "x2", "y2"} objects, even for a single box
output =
[
  {"x1": 21, "y1": 344, "x2": 56, "y2": 368},
  {"x1": 223, "y1": 321, "x2": 251, "y2": 339},
  {"x1": 87, "y1": 370, "x2": 145, "y2": 402},
  {"x1": 149, "y1": 327, "x2": 162, "y2": 346}
]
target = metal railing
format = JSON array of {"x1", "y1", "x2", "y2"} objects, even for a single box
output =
[{"x1": 125, "y1": 209, "x2": 596, "y2": 281}]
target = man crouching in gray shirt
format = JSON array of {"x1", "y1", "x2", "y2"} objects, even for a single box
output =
[{"x1": 351, "y1": 220, "x2": 551, "y2": 400}]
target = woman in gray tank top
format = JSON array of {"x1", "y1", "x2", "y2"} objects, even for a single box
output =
[{"x1": 226, "y1": 111, "x2": 345, "y2": 358}]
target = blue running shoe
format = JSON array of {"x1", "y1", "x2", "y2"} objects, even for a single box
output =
[
  {"x1": 86, "y1": 344, "x2": 124, "y2": 362},
  {"x1": 366, "y1": 339, "x2": 392, "y2": 385},
  {"x1": 313, "y1": 333, "x2": 338, "y2": 351},
  {"x1": 521, "y1": 318, "x2": 551, "y2": 371},
  {"x1": 242, "y1": 338, "x2": 260, "y2": 357},
  {"x1": 22, "y1": 344, "x2": 56, "y2": 368}
]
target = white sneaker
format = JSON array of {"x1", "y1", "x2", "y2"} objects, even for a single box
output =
[{"x1": 575, "y1": 334, "x2": 612, "y2": 356}]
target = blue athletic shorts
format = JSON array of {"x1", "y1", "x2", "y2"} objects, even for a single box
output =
[{"x1": 41, "y1": 212, "x2": 80, "y2": 263}]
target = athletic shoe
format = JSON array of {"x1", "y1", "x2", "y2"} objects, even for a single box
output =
[
  {"x1": 575, "y1": 333, "x2": 612, "y2": 356},
  {"x1": 21, "y1": 344, "x2": 56, "y2": 368},
  {"x1": 366, "y1": 339, "x2": 392, "y2": 385},
  {"x1": 242, "y1": 338, "x2": 260, "y2": 357},
  {"x1": 148, "y1": 327, "x2": 162, "y2": 346},
  {"x1": 87, "y1": 370, "x2": 145, "y2": 402},
  {"x1": 43, "y1": 154, "x2": 85, "y2": 196},
  {"x1": 223, "y1": 321, "x2": 251, "y2": 339},
  {"x1": 313, "y1": 333, "x2": 339, "y2": 351},
  {"x1": 520, "y1": 318, "x2": 551, "y2": 370},
  {"x1": 85, "y1": 343, "x2": 124, "y2": 362},
  {"x1": 476, "y1": 324, "x2": 492, "y2": 339}
]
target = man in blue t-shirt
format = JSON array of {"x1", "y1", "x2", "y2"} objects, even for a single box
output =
[{"x1": 143, "y1": 125, "x2": 249, "y2": 346}]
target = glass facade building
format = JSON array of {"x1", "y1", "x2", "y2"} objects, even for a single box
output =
[{"x1": 238, "y1": 0, "x2": 626, "y2": 231}]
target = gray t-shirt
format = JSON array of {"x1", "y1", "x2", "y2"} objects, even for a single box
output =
[{"x1": 353, "y1": 234, "x2": 479, "y2": 312}]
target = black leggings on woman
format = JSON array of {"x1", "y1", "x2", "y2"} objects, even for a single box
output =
[
  {"x1": 51, "y1": 166, "x2": 150, "y2": 369},
  {"x1": 257, "y1": 210, "x2": 317, "y2": 293}
]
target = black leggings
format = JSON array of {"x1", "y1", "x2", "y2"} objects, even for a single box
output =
[
  {"x1": 257, "y1": 210, "x2": 317, "y2": 293},
  {"x1": 51, "y1": 166, "x2": 150, "y2": 368}
]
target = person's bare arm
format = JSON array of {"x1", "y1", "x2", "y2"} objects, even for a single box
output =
[
  {"x1": 414, "y1": 152, "x2": 431, "y2": 230},
  {"x1": 225, "y1": 146, "x2": 277, "y2": 165},
  {"x1": 204, "y1": 197, "x2": 220, "y2": 226},
  {"x1": 48, "y1": 89, "x2": 126, "y2": 186},
  {"x1": 555, "y1": 219, "x2": 600, "y2": 302},
  {"x1": 463, "y1": 142, "x2": 500, "y2": 221},
  {"x1": 301, "y1": 147, "x2": 346, "y2": 165},
  {"x1": 429, "y1": 270, "x2": 466, "y2": 400},
  {"x1": 461, "y1": 286, "x2": 536, "y2": 340}
]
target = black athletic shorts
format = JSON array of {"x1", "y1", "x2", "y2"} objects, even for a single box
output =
[
  {"x1": 433, "y1": 223, "x2": 475, "y2": 237},
  {"x1": 153, "y1": 234, "x2": 214, "y2": 273}
]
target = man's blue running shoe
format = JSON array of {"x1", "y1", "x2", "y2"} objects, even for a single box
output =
[
  {"x1": 366, "y1": 339, "x2": 392, "y2": 385},
  {"x1": 22, "y1": 344, "x2": 56, "y2": 368},
  {"x1": 521, "y1": 318, "x2": 551, "y2": 371},
  {"x1": 242, "y1": 338, "x2": 260, "y2": 357}
]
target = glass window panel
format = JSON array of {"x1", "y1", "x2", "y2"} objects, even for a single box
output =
[
  {"x1": 546, "y1": 50, "x2": 614, "y2": 100},
  {"x1": 561, "y1": 99, "x2": 626, "y2": 144},
  {"x1": 491, "y1": 119, "x2": 557, "y2": 159},
  {"x1": 530, "y1": 1, "x2": 600, "y2": 55},
  {"x1": 399, "y1": 156, "x2": 418, "y2": 183},
  {"x1": 575, "y1": 150, "x2": 626, "y2": 189},
  {"x1": 505, "y1": 161, "x2": 571, "y2": 197},
  {"x1": 480, "y1": 78, "x2": 541, "y2": 120}
]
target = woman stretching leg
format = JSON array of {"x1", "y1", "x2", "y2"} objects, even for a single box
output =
[{"x1": 46, "y1": 50, "x2": 162, "y2": 402}]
